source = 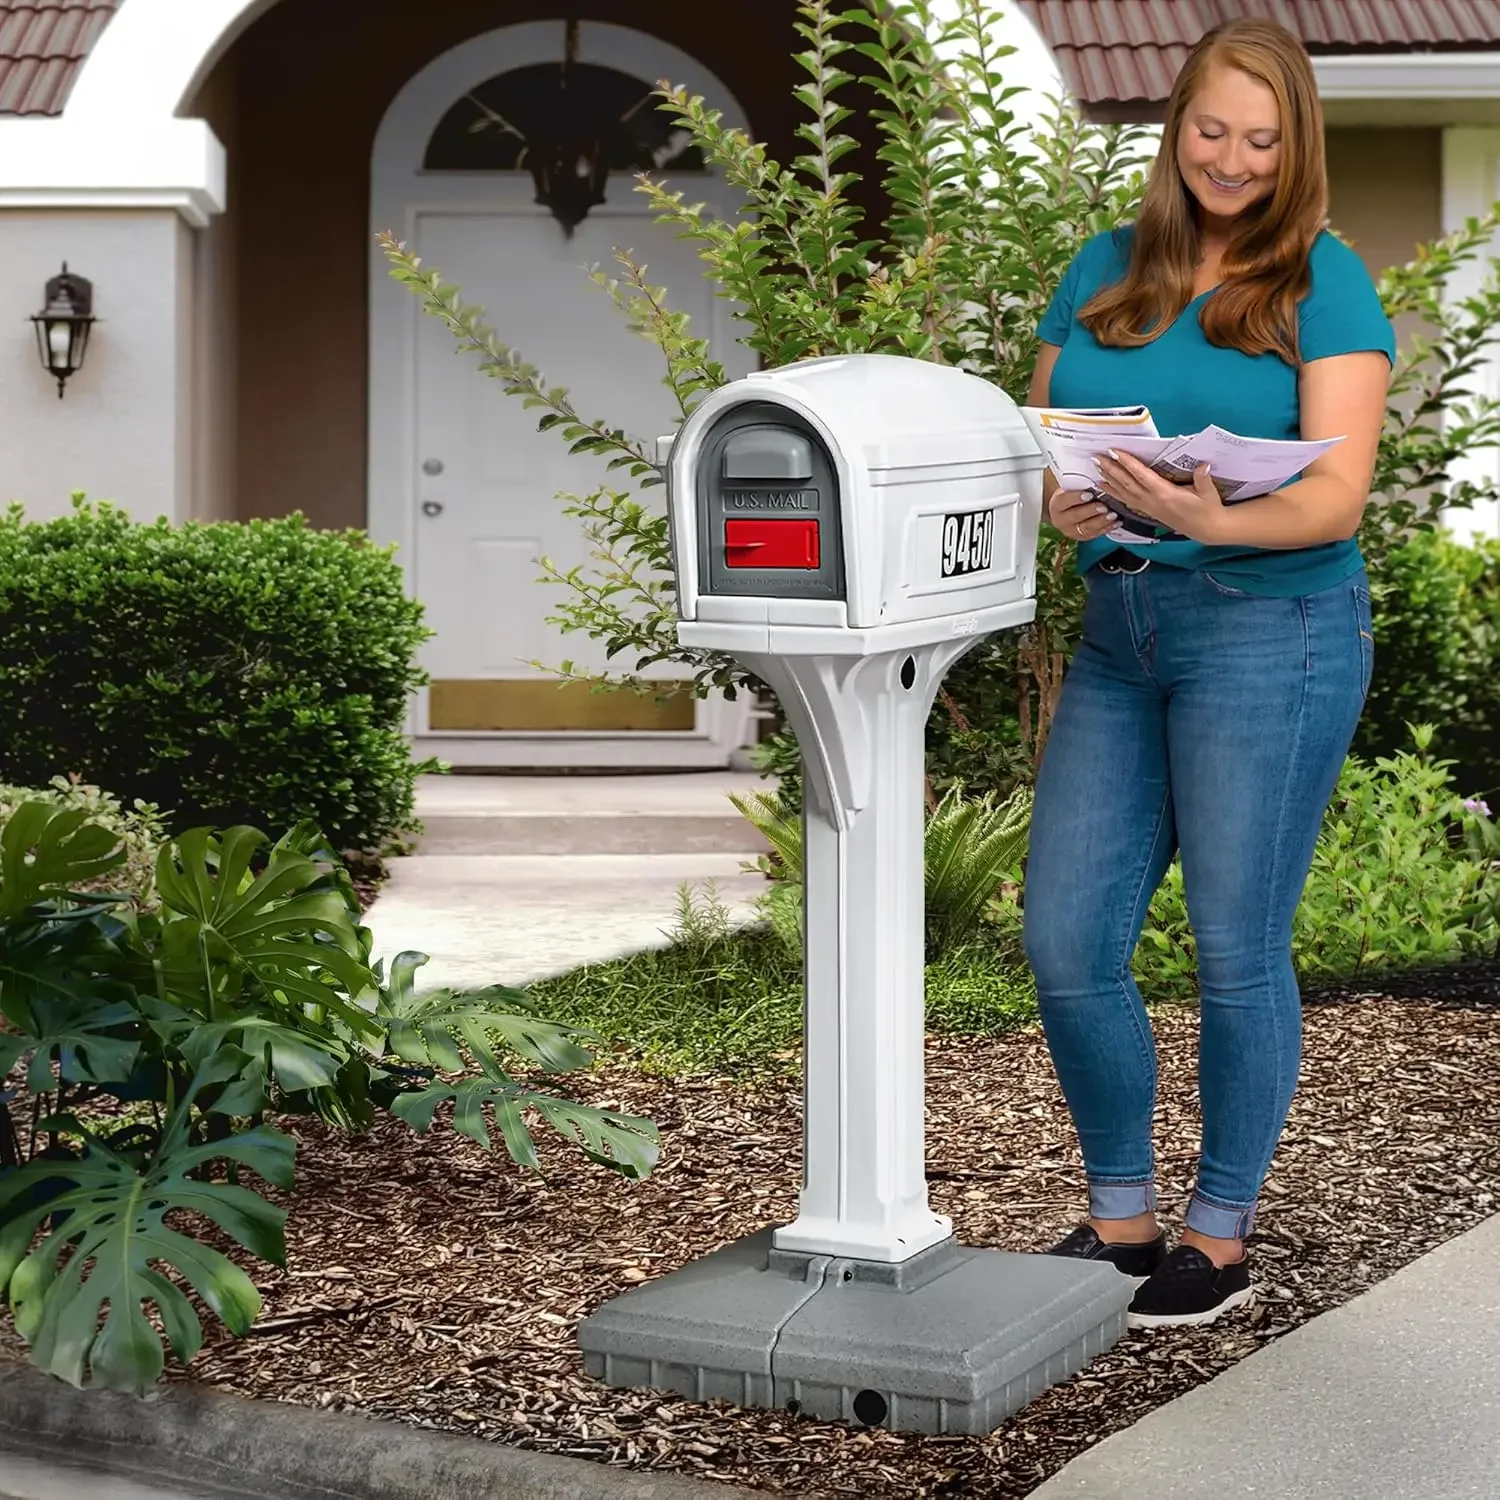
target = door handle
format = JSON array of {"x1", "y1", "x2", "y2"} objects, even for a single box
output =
[
  {"x1": 422, "y1": 500, "x2": 444, "y2": 517},
  {"x1": 422, "y1": 458, "x2": 445, "y2": 476}
]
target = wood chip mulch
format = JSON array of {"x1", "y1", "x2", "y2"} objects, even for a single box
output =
[
  {"x1": 343, "y1": 851, "x2": 387, "y2": 915},
  {"x1": 4, "y1": 967, "x2": 1493, "y2": 1498}
]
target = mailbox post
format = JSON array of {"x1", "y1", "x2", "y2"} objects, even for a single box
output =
[{"x1": 577, "y1": 355, "x2": 1132, "y2": 1436}]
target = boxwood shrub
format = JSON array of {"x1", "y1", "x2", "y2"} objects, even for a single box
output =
[
  {"x1": 0, "y1": 498, "x2": 435, "y2": 852},
  {"x1": 1357, "y1": 529, "x2": 1500, "y2": 800}
]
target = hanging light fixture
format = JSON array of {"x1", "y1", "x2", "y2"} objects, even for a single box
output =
[
  {"x1": 30, "y1": 263, "x2": 96, "y2": 398},
  {"x1": 425, "y1": 18, "x2": 703, "y2": 236},
  {"x1": 523, "y1": 19, "x2": 610, "y2": 236}
]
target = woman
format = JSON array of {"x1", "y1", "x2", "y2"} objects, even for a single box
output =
[{"x1": 1023, "y1": 17, "x2": 1393, "y2": 1330}]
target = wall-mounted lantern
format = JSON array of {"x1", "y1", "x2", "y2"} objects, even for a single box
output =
[{"x1": 31, "y1": 264, "x2": 96, "y2": 398}]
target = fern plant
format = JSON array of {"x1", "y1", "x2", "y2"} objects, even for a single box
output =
[
  {"x1": 924, "y1": 783, "x2": 1033, "y2": 952},
  {"x1": 727, "y1": 788, "x2": 804, "y2": 883},
  {"x1": 731, "y1": 783, "x2": 1031, "y2": 958}
]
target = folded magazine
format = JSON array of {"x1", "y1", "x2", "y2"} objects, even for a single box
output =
[{"x1": 1020, "y1": 405, "x2": 1344, "y2": 543}]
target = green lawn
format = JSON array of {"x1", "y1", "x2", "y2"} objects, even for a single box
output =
[{"x1": 528, "y1": 916, "x2": 1039, "y2": 1082}]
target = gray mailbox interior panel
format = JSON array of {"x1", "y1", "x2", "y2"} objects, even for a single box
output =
[{"x1": 696, "y1": 403, "x2": 846, "y2": 601}]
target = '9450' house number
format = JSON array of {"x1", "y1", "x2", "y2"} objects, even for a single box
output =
[{"x1": 940, "y1": 508, "x2": 995, "y2": 578}]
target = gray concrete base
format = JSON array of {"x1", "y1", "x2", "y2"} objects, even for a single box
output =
[
  {"x1": 0, "y1": 1359, "x2": 764, "y2": 1500},
  {"x1": 579, "y1": 1228, "x2": 1131, "y2": 1436}
]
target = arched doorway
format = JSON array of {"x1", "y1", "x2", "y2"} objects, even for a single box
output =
[
  {"x1": 66, "y1": 0, "x2": 285, "y2": 122},
  {"x1": 369, "y1": 21, "x2": 757, "y2": 765}
]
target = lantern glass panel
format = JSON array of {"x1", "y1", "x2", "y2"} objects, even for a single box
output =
[
  {"x1": 67, "y1": 320, "x2": 91, "y2": 373},
  {"x1": 48, "y1": 321, "x2": 72, "y2": 371}
]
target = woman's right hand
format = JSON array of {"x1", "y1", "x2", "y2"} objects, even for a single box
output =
[{"x1": 1048, "y1": 489, "x2": 1118, "y2": 544}]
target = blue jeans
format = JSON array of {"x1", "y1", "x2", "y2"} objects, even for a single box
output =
[{"x1": 1021, "y1": 561, "x2": 1373, "y2": 1240}]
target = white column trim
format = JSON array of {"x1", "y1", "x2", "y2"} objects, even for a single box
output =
[
  {"x1": 1439, "y1": 127, "x2": 1500, "y2": 544},
  {"x1": 1316, "y1": 53, "x2": 1500, "y2": 100},
  {"x1": 0, "y1": 118, "x2": 225, "y2": 226}
]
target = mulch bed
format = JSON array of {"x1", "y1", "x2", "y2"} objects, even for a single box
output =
[
  {"x1": 5, "y1": 966, "x2": 1492, "y2": 1498},
  {"x1": 344, "y1": 850, "x2": 388, "y2": 915}
]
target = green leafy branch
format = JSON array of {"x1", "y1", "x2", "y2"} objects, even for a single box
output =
[{"x1": 377, "y1": 232, "x2": 659, "y2": 483}]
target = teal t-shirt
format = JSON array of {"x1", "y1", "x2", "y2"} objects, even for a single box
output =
[{"x1": 1038, "y1": 226, "x2": 1396, "y2": 596}]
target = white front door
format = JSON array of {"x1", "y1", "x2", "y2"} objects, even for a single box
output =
[
  {"x1": 369, "y1": 21, "x2": 757, "y2": 767},
  {"x1": 412, "y1": 207, "x2": 737, "y2": 754}
]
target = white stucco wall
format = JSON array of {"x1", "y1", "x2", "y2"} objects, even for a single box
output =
[
  {"x1": 1440, "y1": 127, "x2": 1500, "y2": 543},
  {"x1": 182, "y1": 17, "x2": 239, "y2": 527},
  {"x1": 0, "y1": 209, "x2": 195, "y2": 523}
]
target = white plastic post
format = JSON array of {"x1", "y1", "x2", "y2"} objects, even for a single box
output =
[{"x1": 739, "y1": 636, "x2": 982, "y2": 1263}]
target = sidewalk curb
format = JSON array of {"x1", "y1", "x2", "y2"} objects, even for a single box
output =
[{"x1": 0, "y1": 1360, "x2": 768, "y2": 1500}]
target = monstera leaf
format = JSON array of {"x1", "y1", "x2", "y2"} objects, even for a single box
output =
[
  {"x1": 0, "y1": 804, "x2": 131, "y2": 1029},
  {"x1": 147, "y1": 827, "x2": 382, "y2": 1043},
  {"x1": 377, "y1": 951, "x2": 598, "y2": 1075},
  {"x1": 0, "y1": 907, "x2": 121, "y2": 1032},
  {"x1": 174, "y1": 1013, "x2": 349, "y2": 1096},
  {"x1": 0, "y1": 989, "x2": 140, "y2": 1093},
  {"x1": 390, "y1": 1068, "x2": 660, "y2": 1180},
  {"x1": 137, "y1": 984, "x2": 371, "y2": 1130},
  {"x1": 376, "y1": 954, "x2": 658, "y2": 1178},
  {"x1": 0, "y1": 1053, "x2": 294, "y2": 1391},
  {"x1": 0, "y1": 803, "x2": 127, "y2": 921}
]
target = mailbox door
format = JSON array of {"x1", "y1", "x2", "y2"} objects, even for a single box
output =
[{"x1": 695, "y1": 403, "x2": 846, "y2": 602}]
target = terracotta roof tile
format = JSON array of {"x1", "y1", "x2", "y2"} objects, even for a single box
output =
[
  {"x1": 0, "y1": 0, "x2": 118, "y2": 116},
  {"x1": 4, "y1": 0, "x2": 1499, "y2": 119},
  {"x1": 1018, "y1": 0, "x2": 1500, "y2": 108}
]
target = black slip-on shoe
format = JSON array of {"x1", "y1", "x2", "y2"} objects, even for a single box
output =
[
  {"x1": 1127, "y1": 1245, "x2": 1254, "y2": 1329},
  {"x1": 1042, "y1": 1224, "x2": 1169, "y2": 1284}
]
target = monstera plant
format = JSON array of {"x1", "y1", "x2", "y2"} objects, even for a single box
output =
[{"x1": 0, "y1": 801, "x2": 657, "y2": 1391}]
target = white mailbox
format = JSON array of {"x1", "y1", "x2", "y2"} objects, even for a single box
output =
[
  {"x1": 580, "y1": 354, "x2": 1127, "y2": 1441},
  {"x1": 662, "y1": 352, "x2": 1049, "y2": 1262},
  {"x1": 664, "y1": 353, "x2": 1046, "y2": 653}
]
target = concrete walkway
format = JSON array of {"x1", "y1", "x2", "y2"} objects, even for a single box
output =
[
  {"x1": 367, "y1": 772, "x2": 772, "y2": 992},
  {"x1": 0, "y1": 1452, "x2": 236, "y2": 1500},
  {"x1": 1031, "y1": 1213, "x2": 1500, "y2": 1498},
  {"x1": 412, "y1": 769, "x2": 773, "y2": 855}
]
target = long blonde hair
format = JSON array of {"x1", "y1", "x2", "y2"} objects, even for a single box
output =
[{"x1": 1078, "y1": 17, "x2": 1327, "y2": 366}]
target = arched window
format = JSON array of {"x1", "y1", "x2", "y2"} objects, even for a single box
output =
[{"x1": 422, "y1": 25, "x2": 706, "y2": 234}]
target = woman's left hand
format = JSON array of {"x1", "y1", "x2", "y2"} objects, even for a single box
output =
[{"x1": 1095, "y1": 451, "x2": 1228, "y2": 544}]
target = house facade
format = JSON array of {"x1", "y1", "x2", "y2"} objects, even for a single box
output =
[{"x1": 0, "y1": 0, "x2": 1497, "y2": 773}]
